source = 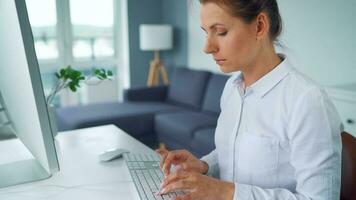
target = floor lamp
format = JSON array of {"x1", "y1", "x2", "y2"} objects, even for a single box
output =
[{"x1": 140, "y1": 24, "x2": 173, "y2": 86}]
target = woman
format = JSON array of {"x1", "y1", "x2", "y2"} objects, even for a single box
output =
[{"x1": 157, "y1": 0, "x2": 342, "y2": 199}]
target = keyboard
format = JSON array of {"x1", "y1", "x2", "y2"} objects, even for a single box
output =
[{"x1": 124, "y1": 153, "x2": 184, "y2": 200}]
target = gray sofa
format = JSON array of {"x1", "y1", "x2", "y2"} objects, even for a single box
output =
[{"x1": 56, "y1": 68, "x2": 229, "y2": 157}]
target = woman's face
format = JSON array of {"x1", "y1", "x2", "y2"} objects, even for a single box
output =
[{"x1": 200, "y1": 2, "x2": 260, "y2": 73}]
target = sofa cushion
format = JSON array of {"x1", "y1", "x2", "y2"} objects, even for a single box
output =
[
  {"x1": 56, "y1": 102, "x2": 184, "y2": 135},
  {"x1": 155, "y1": 111, "x2": 218, "y2": 146},
  {"x1": 191, "y1": 128, "x2": 216, "y2": 157},
  {"x1": 167, "y1": 68, "x2": 211, "y2": 109},
  {"x1": 202, "y1": 74, "x2": 229, "y2": 114},
  {"x1": 124, "y1": 85, "x2": 168, "y2": 102}
]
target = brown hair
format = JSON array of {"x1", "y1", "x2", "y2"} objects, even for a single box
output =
[{"x1": 199, "y1": 0, "x2": 283, "y2": 41}]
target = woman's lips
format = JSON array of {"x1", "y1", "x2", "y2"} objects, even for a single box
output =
[{"x1": 214, "y1": 59, "x2": 226, "y2": 65}]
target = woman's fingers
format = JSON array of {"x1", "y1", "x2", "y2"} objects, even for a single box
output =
[
  {"x1": 155, "y1": 148, "x2": 168, "y2": 156},
  {"x1": 160, "y1": 173, "x2": 195, "y2": 195},
  {"x1": 156, "y1": 149, "x2": 168, "y2": 169},
  {"x1": 157, "y1": 149, "x2": 197, "y2": 176},
  {"x1": 160, "y1": 172, "x2": 232, "y2": 200},
  {"x1": 174, "y1": 163, "x2": 193, "y2": 175},
  {"x1": 162, "y1": 153, "x2": 174, "y2": 176},
  {"x1": 162, "y1": 150, "x2": 184, "y2": 176},
  {"x1": 161, "y1": 170, "x2": 189, "y2": 188}
]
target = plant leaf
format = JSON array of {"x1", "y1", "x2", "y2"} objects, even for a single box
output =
[
  {"x1": 97, "y1": 75, "x2": 104, "y2": 80},
  {"x1": 73, "y1": 71, "x2": 81, "y2": 78},
  {"x1": 69, "y1": 82, "x2": 77, "y2": 92},
  {"x1": 60, "y1": 69, "x2": 65, "y2": 77}
]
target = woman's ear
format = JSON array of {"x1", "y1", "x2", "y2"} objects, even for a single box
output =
[{"x1": 255, "y1": 12, "x2": 270, "y2": 40}]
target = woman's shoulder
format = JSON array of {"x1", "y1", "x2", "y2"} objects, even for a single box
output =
[
  {"x1": 283, "y1": 61, "x2": 325, "y2": 98},
  {"x1": 283, "y1": 63, "x2": 337, "y2": 118},
  {"x1": 278, "y1": 59, "x2": 338, "y2": 116}
]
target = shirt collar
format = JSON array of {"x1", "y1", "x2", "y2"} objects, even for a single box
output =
[{"x1": 233, "y1": 54, "x2": 290, "y2": 98}]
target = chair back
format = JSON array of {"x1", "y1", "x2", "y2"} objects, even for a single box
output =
[{"x1": 341, "y1": 132, "x2": 356, "y2": 200}]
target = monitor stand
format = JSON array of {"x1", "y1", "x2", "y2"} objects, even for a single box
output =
[
  {"x1": 0, "y1": 159, "x2": 51, "y2": 188},
  {"x1": 0, "y1": 92, "x2": 51, "y2": 188}
]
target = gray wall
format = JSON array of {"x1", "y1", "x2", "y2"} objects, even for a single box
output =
[
  {"x1": 127, "y1": 0, "x2": 188, "y2": 87},
  {"x1": 162, "y1": 0, "x2": 188, "y2": 74}
]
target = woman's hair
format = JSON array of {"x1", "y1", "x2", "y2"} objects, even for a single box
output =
[{"x1": 199, "y1": 0, "x2": 283, "y2": 42}]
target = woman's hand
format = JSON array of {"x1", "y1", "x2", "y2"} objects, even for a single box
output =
[
  {"x1": 156, "y1": 148, "x2": 208, "y2": 177},
  {"x1": 159, "y1": 171, "x2": 235, "y2": 200}
]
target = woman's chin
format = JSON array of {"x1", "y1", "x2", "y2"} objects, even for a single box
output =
[
  {"x1": 219, "y1": 65, "x2": 234, "y2": 73},
  {"x1": 218, "y1": 63, "x2": 242, "y2": 73}
]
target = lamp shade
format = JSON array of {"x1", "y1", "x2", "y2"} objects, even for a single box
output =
[{"x1": 139, "y1": 24, "x2": 173, "y2": 51}]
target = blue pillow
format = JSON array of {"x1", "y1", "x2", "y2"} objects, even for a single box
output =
[{"x1": 167, "y1": 68, "x2": 211, "y2": 109}]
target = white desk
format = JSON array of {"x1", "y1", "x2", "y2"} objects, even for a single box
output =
[{"x1": 0, "y1": 125, "x2": 155, "y2": 200}]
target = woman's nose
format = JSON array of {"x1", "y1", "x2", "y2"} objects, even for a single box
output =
[{"x1": 203, "y1": 38, "x2": 217, "y2": 54}]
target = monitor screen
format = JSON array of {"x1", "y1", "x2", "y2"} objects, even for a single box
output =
[{"x1": 0, "y1": 0, "x2": 59, "y2": 187}]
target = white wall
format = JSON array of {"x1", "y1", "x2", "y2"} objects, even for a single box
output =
[{"x1": 187, "y1": 0, "x2": 356, "y2": 86}]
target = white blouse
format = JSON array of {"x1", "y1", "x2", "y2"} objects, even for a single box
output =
[{"x1": 201, "y1": 55, "x2": 342, "y2": 200}]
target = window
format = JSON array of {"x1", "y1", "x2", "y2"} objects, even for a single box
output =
[
  {"x1": 25, "y1": 0, "x2": 58, "y2": 60},
  {"x1": 70, "y1": 0, "x2": 115, "y2": 59},
  {"x1": 25, "y1": 0, "x2": 129, "y2": 107}
]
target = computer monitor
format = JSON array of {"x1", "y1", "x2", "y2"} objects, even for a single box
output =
[{"x1": 0, "y1": 0, "x2": 59, "y2": 187}]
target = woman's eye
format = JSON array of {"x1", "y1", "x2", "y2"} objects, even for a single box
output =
[{"x1": 217, "y1": 31, "x2": 227, "y2": 36}]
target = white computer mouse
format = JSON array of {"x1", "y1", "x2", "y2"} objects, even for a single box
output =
[{"x1": 99, "y1": 148, "x2": 129, "y2": 162}]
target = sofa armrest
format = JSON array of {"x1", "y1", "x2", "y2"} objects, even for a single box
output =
[{"x1": 124, "y1": 86, "x2": 168, "y2": 102}]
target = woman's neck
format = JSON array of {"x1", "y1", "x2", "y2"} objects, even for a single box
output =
[{"x1": 242, "y1": 47, "x2": 282, "y2": 87}]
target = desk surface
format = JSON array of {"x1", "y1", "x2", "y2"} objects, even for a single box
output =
[{"x1": 0, "y1": 125, "x2": 155, "y2": 200}]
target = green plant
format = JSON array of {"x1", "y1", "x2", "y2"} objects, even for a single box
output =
[{"x1": 46, "y1": 65, "x2": 113, "y2": 105}]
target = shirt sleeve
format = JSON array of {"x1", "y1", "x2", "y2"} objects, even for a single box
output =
[
  {"x1": 233, "y1": 87, "x2": 342, "y2": 200},
  {"x1": 200, "y1": 149, "x2": 220, "y2": 178}
]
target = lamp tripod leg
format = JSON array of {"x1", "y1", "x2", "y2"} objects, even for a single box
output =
[
  {"x1": 146, "y1": 51, "x2": 170, "y2": 86},
  {"x1": 147, "y1": 61, "x2": 156, "y2": 86},
  {"x1": 159, "y1": 63, "x2": 169, "y2": 85},
  {"x1": 152, "y1": 63, "x2": 159, "y2": 86}
]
